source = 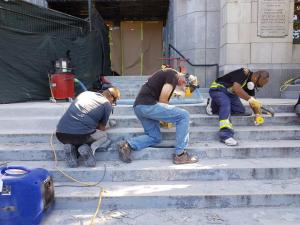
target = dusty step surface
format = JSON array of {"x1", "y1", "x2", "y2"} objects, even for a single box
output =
[
  {"x1": 51, "y1": 179, "x2": 300, "y2": 210},
  {"x1": 1, "y1": 140, "x2": 300, "y2": 161},
  {"x1": 0, "y1": 99, "x2": 296, "y2": 117},
  {"x1": 0, "y1": 125, "x2": 299, "y2": 143},
  {"x1": 40, "y1": 206, "x2": 300, "y2": 225},
  {"x1": 3, "y1": 158, "x2": 300, "y2": 182},
  {"x1": 0, "y1": 113, "x2": 298, "y2": 130}
]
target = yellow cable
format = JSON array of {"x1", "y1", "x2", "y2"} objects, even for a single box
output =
[
  {"x1": 50, "y1": 132, "x2": 100, "y2": 186},
  {"x1": 90, "y1": 188, "x2": 105, "y2": 225},
  {"x1": 49, "y1": 101, "x2": 107, "y2": 225},
  {"x1": 50, "y1": 133, "x2": 106, "y2": 225},
  {"x1": 280, "y1": 78, "x2": 296, "y2": 92}
]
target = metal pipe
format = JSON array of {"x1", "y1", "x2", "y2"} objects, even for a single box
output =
[
  {"x1": 88, "y1": 0, "x2": 92, "y2": 31},
  {"x1": 168, "y1": 44, "x2": 219, "y2": 78}
]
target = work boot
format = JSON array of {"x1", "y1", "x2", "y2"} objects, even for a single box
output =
[
  {"x1": 206, "y1": 98, "x2": 213, "y2": 115},
  {"x1": 295, "y1": 103, "x2": 300, "y2": 115},
  {"x1": 78, "y1": 144, "x2": 96, "y2": 167},
  {"x1": 118, "y1": 141, "x2": 132, "y2": 163},
  {"x1": 222, "y1": 137, "x2": 238, "y2": 146},
  {"x1": 173, "y1": 151, "x2": 198, "y2": 164},
  {"x1": 64, "y1": 144, "x2": 78, "y2": 168}
]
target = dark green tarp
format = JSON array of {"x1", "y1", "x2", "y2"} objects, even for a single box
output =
[{"x1": 0, "y1": 0, "x2": 111, "y2": 103}]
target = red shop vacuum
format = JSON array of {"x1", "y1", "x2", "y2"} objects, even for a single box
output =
[{"x1": 49, "y1": 55, "x2": 75, "y2": 102}]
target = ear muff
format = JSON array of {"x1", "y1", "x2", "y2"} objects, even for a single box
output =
[
  {"x1": 247, "y1": 81, "x2": 255, "y2": 90},
  {"x1": 184, "y1": 74, "x2": 199, "y2": 93}
]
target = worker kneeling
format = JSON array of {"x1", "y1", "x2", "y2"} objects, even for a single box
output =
[
  {"x1": 118, "y1": 68, "x2": 198, "y2": 164},
  {"x1": 206, "y1": 68, "x2": 269, "y2": 146},
  {"x1": 56, "y1": 87, "x2": 120, "y2": 167}
]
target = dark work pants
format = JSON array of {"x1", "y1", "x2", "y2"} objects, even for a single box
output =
[
  {"x1": 56, "y1": 132, "x2": 92, "y2": 147},
  {"x1": 209, "y1": 87, "x2": 245, "y2": 140}
]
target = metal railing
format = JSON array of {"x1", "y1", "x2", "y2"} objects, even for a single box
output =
[{"x1": 168, "y1": 44, "x2": 219, "y2": 79}]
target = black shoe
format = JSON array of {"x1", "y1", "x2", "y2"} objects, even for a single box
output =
[
  {"x1": 295, "y1": 104, "x2": 300, "y2": 115},
  {"x1": 78, "y1": 144, "x2": 96, "y2": 167},
  {"x1": 64, "y1": 144, "x2": 78, "y2": 168}
]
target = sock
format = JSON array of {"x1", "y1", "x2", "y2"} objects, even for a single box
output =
[{"x1": 177, "y1": 151, "x2": 185, "y2": 157}]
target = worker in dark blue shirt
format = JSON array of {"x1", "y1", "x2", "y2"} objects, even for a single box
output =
[{"x1": 206, "y1": 68, "x2": 269, "y2": 146}]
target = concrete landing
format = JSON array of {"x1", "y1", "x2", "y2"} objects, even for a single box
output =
[
  {"x1": 41, "y1": 206, "x2": 300, "y2": 225},
  {"x1": 52, "y1": 179, "x2": 300, "y2": 209}
]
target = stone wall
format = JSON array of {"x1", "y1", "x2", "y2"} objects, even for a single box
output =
[
  {"x1": 220, "y1": 0, "x2": 300, "y2": 98},
  {"x1": 165, "y1": 0, "x2": 220, "y2": 87},
  {"x1": 167, "y1": 0, "x2": 300, "y2": 97}
]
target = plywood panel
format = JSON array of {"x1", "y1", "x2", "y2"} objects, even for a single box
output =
[
  {"x1": 121, "y1": 21, "x2": 142, "y2": 75},
  {"x1": 143, "y1": 21, "x2": 163, "y2": 75},
  {"x1": 109, "y1": 24, "x2": 122, "y2": 75}
]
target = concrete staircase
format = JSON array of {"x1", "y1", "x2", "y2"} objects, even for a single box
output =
[
  {"x1": 280, "y1": 84, "x2": 300, "y2": 99},
  {"x1": 107, "y1": 75, "x2": 210, "y2": 99},
  {"x1": 0, "y1": 76, "x2": 300, "y2": 224}
]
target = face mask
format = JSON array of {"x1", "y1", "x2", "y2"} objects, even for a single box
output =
[{"x1": 247, "y1": 81, "x2": 255, "y2": 90}]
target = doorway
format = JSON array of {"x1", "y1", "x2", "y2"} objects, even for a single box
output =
[{"x1": 109, "y1": 21, "x2": 163, "y2": 75}]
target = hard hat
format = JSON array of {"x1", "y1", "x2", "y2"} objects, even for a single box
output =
[{"x1": 107, "y1": 86, "x2": 121, "y2": 103}]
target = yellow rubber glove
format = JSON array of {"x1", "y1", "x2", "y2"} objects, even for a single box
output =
[
  {"x1": 248, "y1": 97, "x2": 262, "y2": 110},
  {"x1": 185, "y1": 86, "x2": 192, "y2": 97},
  {"x1": 160, "y1": 121, "x2": 173, "y2": 128}
]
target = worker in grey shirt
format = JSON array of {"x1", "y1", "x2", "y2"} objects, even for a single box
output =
[{"x1": 56, "y1": 87, "x2": 120, "y2": 167}]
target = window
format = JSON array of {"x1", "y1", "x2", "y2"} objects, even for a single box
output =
[{"x1": 294, "y1": 0, "x2": 300, "y2": 43}]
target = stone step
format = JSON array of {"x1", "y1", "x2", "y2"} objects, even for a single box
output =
[
  {"x1": 40, "y1": 206, "x2": 300, "y2": 225},
  {"x1": 50, "y1": 179, "x2": 300, "y2": 210},
  {"x1": 108, "y1": 75, "x2": 149, "y2": 80},
  {"x1": 1, "y1": 140, "x2": 300, "y2": 161},
  {"x1": 281, "y1": 91, "x2": 300, "y2": 99},
  {"x1": 114, "y1": 91, "x2": 208, "y2": 99},
  {"x1": 0, "y1": 99, "x2": 296, "y2": 117},
  {"x1": 0, "y1": 113, "x2": 297, "y2": 131},
  {"x1": 284, "y1": 84, "x2": 300, "y2": 91},
  {"x1": 107, "y1": 125, "x2": 300, "y2": 142},
  {"x1": 4, "y1": 158, "x2": 300, "y2": 182},
  {"x1": 0, "y1": 125, "x2": 299, "y2": 143}
]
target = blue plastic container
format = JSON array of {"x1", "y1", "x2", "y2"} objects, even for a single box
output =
[{"x1": 0, "y1": 166, "x2": 55, "y2": 225}]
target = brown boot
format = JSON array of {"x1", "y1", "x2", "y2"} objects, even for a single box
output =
[
  {"x1": 173, "y1": 151, "x2": 198, "y2": 164},
  {"x1": 118, "y1": 141, "x2": 132, "y2": 163}
]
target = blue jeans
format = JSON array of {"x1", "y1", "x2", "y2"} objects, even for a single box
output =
[
  {"x1": 127, "y1": 103, "x2": 190, "y2": 155},
  {"x1": 209, "y1": 88, "x2": 245, "y2": 140}
]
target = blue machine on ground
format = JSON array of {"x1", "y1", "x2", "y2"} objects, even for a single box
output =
[{"x1": 0, "y1": 166, "x2": 55, "y2": 225}]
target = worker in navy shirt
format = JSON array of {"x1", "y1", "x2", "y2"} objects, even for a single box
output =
[
  {"x1": 206, "y1": 68, "x2": 269, "y2": 146},
  {"x1": 56, "y1": 87, "x2": 120, "y2": 167}
]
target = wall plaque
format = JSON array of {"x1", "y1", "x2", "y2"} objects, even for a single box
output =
[{"x1": 258, "y1": 0, "x2": 290, "y2": 37}]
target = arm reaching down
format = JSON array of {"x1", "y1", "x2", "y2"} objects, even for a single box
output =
[{"x1": 159, "y1": 83, "x2": 174, "y2": 104}]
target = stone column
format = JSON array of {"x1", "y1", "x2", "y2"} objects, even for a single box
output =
[{"x1": 166, "y1": 0, "x2": 220, "y2": 87}]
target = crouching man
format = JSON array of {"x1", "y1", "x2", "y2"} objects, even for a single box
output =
[
  {"x1": 206, "y1": 68, "x2": 269, "y2": 146},
  {"x1": 118, "y1": 68, "x2": 198, "y2": 165},
  {"x1": 56, "y1": 87, "x2": 120, "y2": 167}
]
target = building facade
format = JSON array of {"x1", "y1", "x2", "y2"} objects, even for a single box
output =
[{"x1": 166, "y1": 0, "x2": 300, "y2": 97}]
